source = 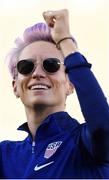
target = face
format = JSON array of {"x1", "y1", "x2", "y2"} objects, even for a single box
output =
[{"x1": 13, "y1": 41, "x2": 73, "y2": 110}]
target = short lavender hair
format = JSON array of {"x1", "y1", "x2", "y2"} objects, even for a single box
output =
[{"x1": 6, "y1": 23, "x2": 55, "y2": 79}]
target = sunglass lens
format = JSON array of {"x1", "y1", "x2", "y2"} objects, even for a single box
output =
[
  {"x1": 43, "y1": 58, "x2": 60, "y2": 73},
  {"x1": 17, "y1": 60, "x2": 34, "y2": 75}
]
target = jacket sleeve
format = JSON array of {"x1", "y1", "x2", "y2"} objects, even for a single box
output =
[
  {"x1": 64, "y1": 52, "x2": 109, "y2": 163},
  {"x1": 0, "y1": 144, "x2": 3, "y2": 178}
]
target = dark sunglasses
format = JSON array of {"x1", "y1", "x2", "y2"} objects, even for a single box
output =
[{"x1": 17, "y1": 58, "x2": 64, "y2": 75}]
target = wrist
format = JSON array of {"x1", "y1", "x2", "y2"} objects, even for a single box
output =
[
  {"x1": 56, "y1": 37, "x2": 78, "y2": 58},
  {"x1": 56, "y1": 36, "x2": 77, "y2": 50}
]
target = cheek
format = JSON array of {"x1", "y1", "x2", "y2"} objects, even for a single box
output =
[
  {"x1": 50, "y1": 74, "x2": 68, "y2": 92},
  {"x1": 16, "y1": 77, "x2": 28, "y2": 95}
]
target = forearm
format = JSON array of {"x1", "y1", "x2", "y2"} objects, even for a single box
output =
[{"x1": 58, "y1": 38, "x2": 78, "y2": 57}]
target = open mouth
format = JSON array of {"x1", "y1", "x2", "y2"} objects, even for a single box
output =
[{"x1": 29, "y1": 84, "x2": 51, "y2": 90}]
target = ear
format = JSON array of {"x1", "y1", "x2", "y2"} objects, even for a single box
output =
[
  {"x1": 12, "y1": 80, "x2": 20, "y2": 98},
  {"x1": 66, "y1": 81, "x2": 74, "y2": 96}
]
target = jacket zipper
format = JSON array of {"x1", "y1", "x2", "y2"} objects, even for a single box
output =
[{"x1": 32, "y1": 141, "x2": 35, "y2": 154}]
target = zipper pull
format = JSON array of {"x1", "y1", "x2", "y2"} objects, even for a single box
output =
[{"x1": 32, "y1": 141, "x2": 35, "y2": 154}]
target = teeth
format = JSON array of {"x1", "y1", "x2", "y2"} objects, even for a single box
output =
[{"x1": 31, "y1": 85, "x2": 49, "y2": 90}]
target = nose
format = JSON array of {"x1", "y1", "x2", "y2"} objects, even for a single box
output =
[{"x1": 31, "y1": 63, "x2": 46, "y2": 79}]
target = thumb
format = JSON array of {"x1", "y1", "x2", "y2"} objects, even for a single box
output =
[{"x1": 43, "y1": 11, "x2": 55, "y2": 28}]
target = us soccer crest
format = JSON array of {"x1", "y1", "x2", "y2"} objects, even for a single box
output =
[{"x1": 44, "y1": 141, "x2": 62, "y2": 159}]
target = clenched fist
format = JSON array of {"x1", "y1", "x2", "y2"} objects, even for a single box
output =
[{"x1": 43, "y1": 9, "x2": 71, "y2": 44}]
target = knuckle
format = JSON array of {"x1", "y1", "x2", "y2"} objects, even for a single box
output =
[{"x1": 62, "y1": 9, "x2": 68, "y2": 14}]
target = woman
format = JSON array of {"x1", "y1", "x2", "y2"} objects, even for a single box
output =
[{"x1": 0, "y1": 9, "x2": 109, "y2": 179}]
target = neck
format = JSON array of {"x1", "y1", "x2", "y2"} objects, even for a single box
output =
[{"x1": 25, "y1": 104, "x2": 65, "y2": 139}]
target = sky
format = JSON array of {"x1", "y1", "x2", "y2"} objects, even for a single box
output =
[{"x1": 0, "y1": 0, "x2": 109, "y2": 140}]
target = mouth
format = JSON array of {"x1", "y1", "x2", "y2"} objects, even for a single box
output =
[{"x1": 28, "y1": 84, "x2": 51, "y2": 90}]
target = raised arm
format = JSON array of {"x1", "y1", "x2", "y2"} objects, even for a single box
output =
[{"x1": 43, "y1": 9, "x2": 109, "y2": 163}]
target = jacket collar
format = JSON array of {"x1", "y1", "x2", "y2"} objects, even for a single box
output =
[{"x1": 17, "y1": 111, "x2": 79, "y2": 140}]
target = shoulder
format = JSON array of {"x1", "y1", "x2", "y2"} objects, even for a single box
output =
[
  {"x1": 80, "y1": 123, "x2": 92, "y2": 153},
  {"x1": 0, "y1": 137, "x2": 28, "y2": 151}
]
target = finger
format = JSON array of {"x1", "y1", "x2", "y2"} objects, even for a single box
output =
[
  {"x1": 43, "y1": 11, "x2": 55, "y2": 27},
  {"x1": 43, "y1": 11, "x2": 53, "y2": 18},
  {"x1": 43, "y1": 9, "x2": 68, "y2": 20}
]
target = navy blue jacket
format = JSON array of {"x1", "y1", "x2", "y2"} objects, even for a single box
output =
[{"x1": 0, "y1": 52, "x2": 109, "y2": 179}]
